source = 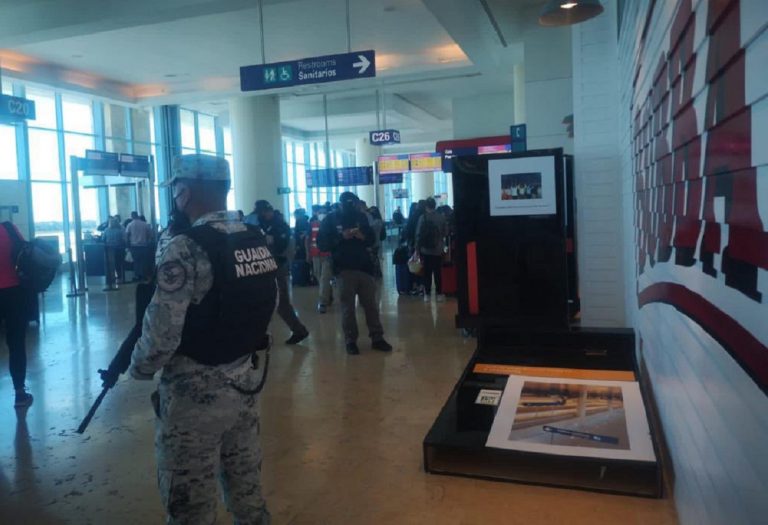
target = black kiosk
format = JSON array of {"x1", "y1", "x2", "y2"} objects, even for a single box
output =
[{"x1": 423, "y1": 149, "x2": 663, "y2": 498}]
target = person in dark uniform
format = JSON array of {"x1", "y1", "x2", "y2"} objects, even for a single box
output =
[
  {"x1": 254, "y1": 200, "x2": 309, "y2": 345},
  {"x1": 130, "y1": 154, "x2": 278, "y2": 524},
  {"x1": 318, "y1": 192, "x2": 392, "y2": 355}
]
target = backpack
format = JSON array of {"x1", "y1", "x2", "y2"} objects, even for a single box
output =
[
  {"x1": 392, "y1": 245, "x2": 409, "y2": 265},
  {"x1": 417, "y1": 217, "x2": 440, "y2": 251},
  {"x1": 2, "y1": 222, "x2": 62, "y2": 293}
]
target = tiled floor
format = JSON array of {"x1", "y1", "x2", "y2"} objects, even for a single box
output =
[{"x1": 0, "y1": 267, "x2": 678, "y2": 524}]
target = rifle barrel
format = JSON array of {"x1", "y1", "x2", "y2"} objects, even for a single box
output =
[{"x1": 76, "y1": 387, "x2": 109, "y2": 434}]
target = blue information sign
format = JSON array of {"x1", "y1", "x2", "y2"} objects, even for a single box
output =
[
  {"x1": 241, "y1": 50, "x2": 376, "y2": 92},
  {"x1": 119, "y1": 154, "x2": 150, "y2": 178},
  {"x1": 0, "y1": 94, "x2": 36, "y2": 123},
  {"x1": 378, "y1": 173, "x2": 403, "y2": 185},
  {"x1": 83, "y1": 150, "x2": 119, "y2": 175},
  {"x1": 306, "y1": 166, "x2": 373, "y2": 188},
  {"x1": 510, "y1": 124, "x2": 527, "y2": 152},
  {"x1": 369, "y1": 129, "x2": 401, "y2": 146}
]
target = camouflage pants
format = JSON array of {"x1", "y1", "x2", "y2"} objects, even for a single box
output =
[{"x1": 156, "y1": 354, "x2": 270, "y2": 525}]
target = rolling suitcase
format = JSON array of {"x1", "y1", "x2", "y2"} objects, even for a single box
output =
[
  {"x1": 291, "y1": 259, "x2": 311, "y2": 286},
  {"x1": 441, "y1": 264, "x2": 457, "y2": 295},
  {"x1": 395, "y1": 263, "x2": 412, "y2": 295}
]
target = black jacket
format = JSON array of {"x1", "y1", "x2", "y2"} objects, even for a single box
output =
[
  {"x1": 260, "y1": 216, "x2": 291, "y2": 266},
  {"x1": 317, "y1": 210, "x2": 375, "y2": 275}
]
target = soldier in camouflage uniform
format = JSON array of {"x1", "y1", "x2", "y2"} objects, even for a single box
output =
[{"x1": 130, "y1": 154, "x2": 278, "y2": 525}]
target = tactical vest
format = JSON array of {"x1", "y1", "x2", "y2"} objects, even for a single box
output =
[{"x1": 175, "y1": 224, "x2": 278, "y2": 366}]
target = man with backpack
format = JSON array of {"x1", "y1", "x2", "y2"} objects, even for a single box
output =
[
  {"x1": 0, "y1": 222, "x2": 33, "y2": 408},
  {"x1": 254, "y1": 200, "x2": 309, "y2": 345},
  {"x1": 416, "y1": 197, "x2": 447, "y2": 302}
]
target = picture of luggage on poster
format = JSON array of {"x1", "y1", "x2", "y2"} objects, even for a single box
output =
[
  {"x1": 488, "y1": 156, "x2": 556, "y2": 216},
  {"x1": 500, "y1": 172, "x2": 542, "y2": 201},
  {"x1": 486, "y1": 374, "x2": 655, "y2": 462},
  {"x1": 509, "y1": 382, "x2": 629, "y2": 450}
]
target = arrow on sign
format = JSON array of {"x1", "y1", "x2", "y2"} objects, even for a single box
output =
[{"x1": 353, "y1": 55, "x2": 371, "y2": 75}]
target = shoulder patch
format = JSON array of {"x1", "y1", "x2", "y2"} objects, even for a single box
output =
[{"x1": 157, "y1": 261, "x2": 187, "y2": 292}]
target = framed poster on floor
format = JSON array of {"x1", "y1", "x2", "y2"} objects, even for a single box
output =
[
  {"x1": 486, "y1": 374, "x2": 656, "y2": 462},
  {"x1": 488, "y1": 156, "x2": 556, "y2": 216}
]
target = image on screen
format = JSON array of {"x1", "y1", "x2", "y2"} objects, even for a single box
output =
[{"x1": 500, "y1": 172, "x2": 542, "y2": 201}]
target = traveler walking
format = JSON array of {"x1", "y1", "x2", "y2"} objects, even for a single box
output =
[
  {"x1": 318, "y1": 192, "x2": 392, "y2": 355},
  {"x1": 254, "y1": 200, "x2": 309, "y2": 345},
  {"x1": 307, "y1": 206, "x2": 333, "y2": 313},
  {"x1": 0, "y1": 221, "x2": 33, "y2": 408},
  {"x1": 416, "y1": 197, "x2": 447, "y2": 302}
]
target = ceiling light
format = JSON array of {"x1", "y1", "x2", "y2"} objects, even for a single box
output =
[{"x1": 539, "y1": 0, "x2": 604, "y2": 26}]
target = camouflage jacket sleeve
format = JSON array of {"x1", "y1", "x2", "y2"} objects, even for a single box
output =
[{"x1": 130, "y1": 235, "x2": 200, "y2": 378}]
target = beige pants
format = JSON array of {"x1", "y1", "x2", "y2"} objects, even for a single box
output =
[{"x1": 312, "y1": 255, "x2": 333, "y2": 306}]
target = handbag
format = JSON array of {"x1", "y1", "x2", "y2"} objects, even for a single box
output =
[{"x1": 407, "y1": 251, "x2": 423, "y2": 276}]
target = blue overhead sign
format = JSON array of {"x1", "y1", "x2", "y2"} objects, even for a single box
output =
[
  {"x1": 510, "y1": 124, "x2": 527, "y2": 152},
  {"x1": 83, "y1": 150, "x2": 119, "y2": 176},
  {"x1": 119, "y1": 154, "x2": 150, "y2": 178},
  {"x1": 378, "y1": 173, "x2": 403, "y2": 184},
  {"x1": 0, "y1": 94, "x2": 36, "y2": 123},
  {"x1": 241, "y1": 50, "x2": 376, "y2": 92},
  {"x1": 306, "y1": 166, "x2": 373, "y2": 188},
  {"x1": 369, "y1": 129, "x2": 401, "y2": 146}
]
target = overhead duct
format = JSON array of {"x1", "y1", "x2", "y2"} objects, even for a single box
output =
[{"x1": 538, "y1": 0, "x2": 604, "y2": 27}]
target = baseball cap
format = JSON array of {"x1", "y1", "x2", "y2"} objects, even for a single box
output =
[
  {"x1": 165, "y1": 154, "x2": 230, "y2": 186},
  {"x1": 339, "y1": 191, "x2": 358, "y2": 204},
  {"x1": 255, "y1": 200, "x2": 274, "y2": 212}
]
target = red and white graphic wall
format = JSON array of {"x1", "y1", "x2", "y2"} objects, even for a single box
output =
[{"x1": 618, "y1": 0, "x2": 768, "y2": 523}]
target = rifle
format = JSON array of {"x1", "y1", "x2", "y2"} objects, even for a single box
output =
[{"x1": 76, "y1": 282, "x2": 155, "y2": 434}]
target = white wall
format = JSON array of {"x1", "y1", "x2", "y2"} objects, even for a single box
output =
[
  {"x1": 452, "y1": 92, "x2": 515, "y2": 140},
  {"x1": 523, "y1": 18, "x2": 573, "y2": 152},
  {"x1": 618, "y1": 1, "x2": 768, "y2": 523},
  {"x1": 572, "y1": 0, "x2": 626, "y2": 326}
]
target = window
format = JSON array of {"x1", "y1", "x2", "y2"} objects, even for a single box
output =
[
  {"x1": 31, "y1": 182, "x2": 65, "y2": 253},
  {"x1": 198, "y1": 114, "x2": 216, "y2": 152},
  {"x1": 223, "y1": 126, "x2": 232, "y2": 155},
  {"x1": 180, "y1": 109, "x2": 196, "y2": 151},
  {"x1": 25, "y1": 87, "x2": 57, "y2": 129},
  {"x1": 61, "y1": 95, "x2": 93, "y2": 134},
  {"x1": 28, "y1": 129, "x2": 61, "y2": 181},
  {"x1": 68, "y1": 185, "x2": 100, "y2": 234},
  {"x1": 0, "y1": 125, "x2": 18, "y2": 180},
  {"x1": 64, "y1": 133, "x2": 95, "y2": 178},
  {"x1": 131, "y1": 108, "x2": 153, "y2": 145}
]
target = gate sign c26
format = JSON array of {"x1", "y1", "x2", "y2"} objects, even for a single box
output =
[{"x1": 369, "y1": 129, "x2": 401, "y2": 146}]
